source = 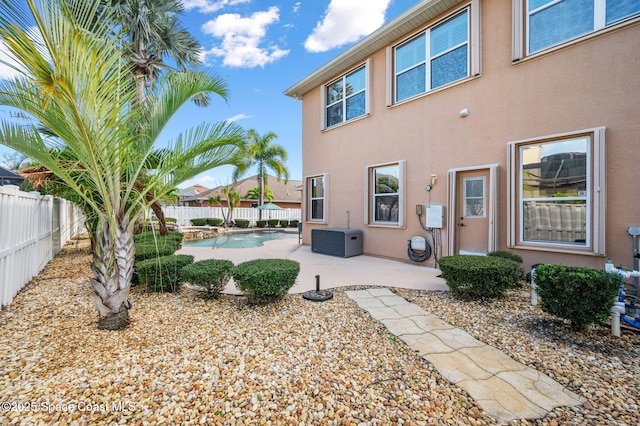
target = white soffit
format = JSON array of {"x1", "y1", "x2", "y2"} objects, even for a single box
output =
[{"x1": 284, "y1": 0, "x2": 465, "y2": 99}]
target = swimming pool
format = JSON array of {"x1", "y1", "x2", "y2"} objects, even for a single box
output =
[{"x1": 183, "y1": 230, "x2": 297, "y2": 249}]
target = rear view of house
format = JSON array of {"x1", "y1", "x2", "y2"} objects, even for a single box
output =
[{"x1": 285, "y1": 0, "x2": 640, "y2": 269}]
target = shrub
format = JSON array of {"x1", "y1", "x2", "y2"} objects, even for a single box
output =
[
  {"x1": 134, "y1": 230, "x2": 183, "y2": 244},
  {"x1": 191, "y1": 218, "x2": 207, "y2": 226},
  {"x1": 134, "y1": 242, "x2": 178, "y2": 262},
  {"x1": 234, "y1": 219, "x2": 250, "y2": 228},
  {"x1": 534, "y1": 264, "x2": 621, "y2": 329},
  {"x1": 182, "y1": 259, "x2": 234, "y2": 299},
  {"x1": 207, "y1": 218, "x2": 224, "y2": 226},
  {"x1": 278, "y1": 220, "x2": 289, "y2": 227},
  {"x1": 487, "y1": 250, "x2": 523, "y2": 265},
  {"x1": 165, "y1": 217, "x2": 177, "y2": 223},
  {"x1": 289, "y1": 219, "x2": 299, "y2": 228},
  {"x1": 136, "y1": 255, "x2": 194, "y2": 292},
  {"x1": 438, "y1": 255, "x2": 521, "y2": 299},
  {"x1": 267, "y1": 219, "x2": 279, "y2": 227},
  {"x1": 256, "y1": 220, "x2": 267, "y2": 228},
  {"x1": 233, "y1": 259, "x2": 300, "y2": 304}
]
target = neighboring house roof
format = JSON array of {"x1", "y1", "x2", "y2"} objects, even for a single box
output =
[
  {"x1": 284, "y1": 0, "x2": 464, "y2": 99},
  {"x1": 0, "y1": 166, "x2": 25, "y2": 186},
  {"x1": 185, "y1": 184, "x2": 209, "y2": 193},
  {"x1": 184, "y1": 175, "x2": 302, "y2": 203}
]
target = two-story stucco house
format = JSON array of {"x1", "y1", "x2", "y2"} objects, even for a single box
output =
[{"x1": 285, "y1": 0, "x2": 640, "y2": 270}]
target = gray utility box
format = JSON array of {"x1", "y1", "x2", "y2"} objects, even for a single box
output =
[{"x1": 311, "y1": 228, "x2": 363, "y2": 258}]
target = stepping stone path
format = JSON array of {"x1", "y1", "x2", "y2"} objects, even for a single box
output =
[{"x1": 346, "y1": 288, "x2": 583, "y2": 424}]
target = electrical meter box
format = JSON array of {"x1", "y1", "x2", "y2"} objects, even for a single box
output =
[{"x1": 425, "y1": 205, "x2": 444, "y2": 228}]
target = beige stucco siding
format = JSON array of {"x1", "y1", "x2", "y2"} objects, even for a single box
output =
[{"x1": 299, "y1": 0, "x2": 640, "y2": 269}]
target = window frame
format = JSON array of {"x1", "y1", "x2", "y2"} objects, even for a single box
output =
[
  {"x1": 386, "y1": 5, "x2": 481, "y2": 106},
  {"x1": 321, "y1": 61, "x2": 370, "y2": 130},
  {"x1": 507, "y1": 127, "x2": 606, "y2": 255},
  {"x1": 463, "y1": 176, "x2": 486, "y2": 218},
  {"x1": 305, "y1": 174, "x2": 328, "y2": 223},
  {"x1": 364, "y1": 160, "x2": 406, "y2": 228},
  {"x1": 513, "y1": 0, "x2": 640, "y2": 60}
]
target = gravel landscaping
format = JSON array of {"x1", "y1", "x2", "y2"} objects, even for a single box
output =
[{"x1": 1, "y1": 238, "x2": 639, "y2": 425}]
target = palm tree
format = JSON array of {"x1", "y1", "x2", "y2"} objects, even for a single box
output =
[
  {"x1": 0, "y1": 0, "x2": 246, "y2": 330},
  {"x1": 209, "y1": 186, "x2": 240, "y2": 227},
  {"x1": 233, "y1": 129, "x2": 289, "y2": 219},
  {"x1": 245, "y1": 186, "x2": 274, "y2": 202},
  {"x1": 111, "y1": 0, "x2": 203, "y2": 106}
]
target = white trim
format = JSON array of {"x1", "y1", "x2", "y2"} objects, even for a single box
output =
[
  {"x1": 471, "y1": 0, "x2": 482, "y2": 76},
  {"x1": 365, "y1": 58, "x2": 372, "y2": 115},
  {"x1": 320, "y1": 84, "x2": 326, "y2": 131},
  {"x1": 593, "y1": 127, "x2": 606, "y2": 255},
  {"x1": 386, "y1": 46, "x2": 393, "y2": 107},
  {"x1": 512, "y1": 0, "x2": 524, "y2": 60}
]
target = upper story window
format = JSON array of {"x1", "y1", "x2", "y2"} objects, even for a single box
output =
[
  {"x1": 394, "y1": 9, "x2": 469, "y2": 102},
  {"x1": 524, "y1": 0, "x2": 640, "y2": 54},
  {"x1": 325, "y1": 65, "x2": 367, "y2": 129}
]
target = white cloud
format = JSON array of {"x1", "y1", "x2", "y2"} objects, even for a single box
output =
[
  {"x1": 183, "y1": 0, "x2": 251, "y2": 14},
  {"x1": 293, "y1": 2, "x2": 301, "y2": 13},
  {"x1": 227, "y1": 113, "x2": 250, "y2": 122},
  {"x1": 304, "y1": 0, "x2": 392, "y2": 53},
  {"x1": 201, "y1": 6, "x2": 289, "y2": 68}
]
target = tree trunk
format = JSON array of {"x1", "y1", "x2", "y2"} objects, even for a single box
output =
[
  {"x1": 150, "y1": 200, "x2": 168, "y2": 236},
  {"x1": 90, "y1": 218, "x2": 134, "y2": 330}
]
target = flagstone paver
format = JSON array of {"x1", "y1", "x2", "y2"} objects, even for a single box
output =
[{"x1": 346, "y1": 288, "x2": 583, "y2": 424}]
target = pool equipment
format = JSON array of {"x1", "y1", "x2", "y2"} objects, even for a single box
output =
[
  {"x1": 605, "y1": 227, "x2": 640, "y2": 336},
  {"x1": 303, "y1": 275, "x2": 333, "y2": 301}
]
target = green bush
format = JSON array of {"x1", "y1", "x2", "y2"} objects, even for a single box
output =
[
  {"x1": 182, "y1": 259, "x2": 234, "y2": 299},
  {"x1": 278, "y1": 220, "x2": 289, "y2": 227},
  {"x1": 165, "y1": 217, "x2": 177, "y2": 223},
  {"x1": 207, "y1": 218, "x2": 224, "y2": 226},
  {"x1": 134, "y1": 230, "x2": 183, "y2": 244},
  {"x1": 233, "y1": 259, "x2": 300, "y2": 304},
  {"x1": 289, "y1": 219, "x2": 299, "y2": 228},
  {"x1": 256, "y1": 220, "x2": 267, "y2": 228},
  {"x1": 136, "y1": 255, "x2": 194, "y2": 292},
  {"x1": 234, "y1": 219, "x2": 250, "y2": 228},
  {"x1": 267, "y1": 219, "x2": 279, "y2": 227},
  {"x1": 487, "y1": 250, "x2": 523, "y2": 265},
  {"x1": 134, "y1": 242, "x2": 178, "y2": 262},
  {"x1": 191, "y1": 218, "x2": 208, "y2": 226},
  {"x1": 534, "y1": 264, "x2": 621, "y2": 329},
  {"x1": 438, "y1": 255, "x2": 521, "y2": 299}
]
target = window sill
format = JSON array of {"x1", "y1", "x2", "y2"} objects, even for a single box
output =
[
  {"x1": 367, "y1": 224, "x2": 405, "y2": 229},
  {"x1": 513, "y1": 16, "x2": 640, "y2": 65},
  {"x1": 509, "y1": 243, "x2": 605, "y2": 257}
]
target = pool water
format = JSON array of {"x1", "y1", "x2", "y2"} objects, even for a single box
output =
[{"x1": 183, "y1": 231, "x2": 297, "y2": 249}]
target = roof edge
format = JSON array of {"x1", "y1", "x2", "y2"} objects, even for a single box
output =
[{"x1": 284, "y1": 0, "x2": 462, "y2": 99}]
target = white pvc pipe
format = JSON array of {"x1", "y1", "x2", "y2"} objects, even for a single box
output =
[
  {"x1": 605, "y1": 261, "x2": 640, "y2": 337},
  {"x1": 611, "y1": 302, "x2": 626, "y2": 337},
  {"x1": 531, "y1": 268, "x2": 538, "y2": 306}
]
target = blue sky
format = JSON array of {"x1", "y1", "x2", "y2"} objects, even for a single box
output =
[{"x1": 0, "y1": 0, "x2": 417, "y2": 188}]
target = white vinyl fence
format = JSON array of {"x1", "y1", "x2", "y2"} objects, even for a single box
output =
[
  {"x1": 162, "y1": 206, "x2": 301, "y2": 227},
  {"x1": 0, "y1": 185, "x2": 85, "y2": 308}
]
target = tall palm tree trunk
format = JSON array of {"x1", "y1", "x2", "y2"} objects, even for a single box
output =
[{"x1": 89, "y1": 218, "x2": 134, "y2": 330}]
